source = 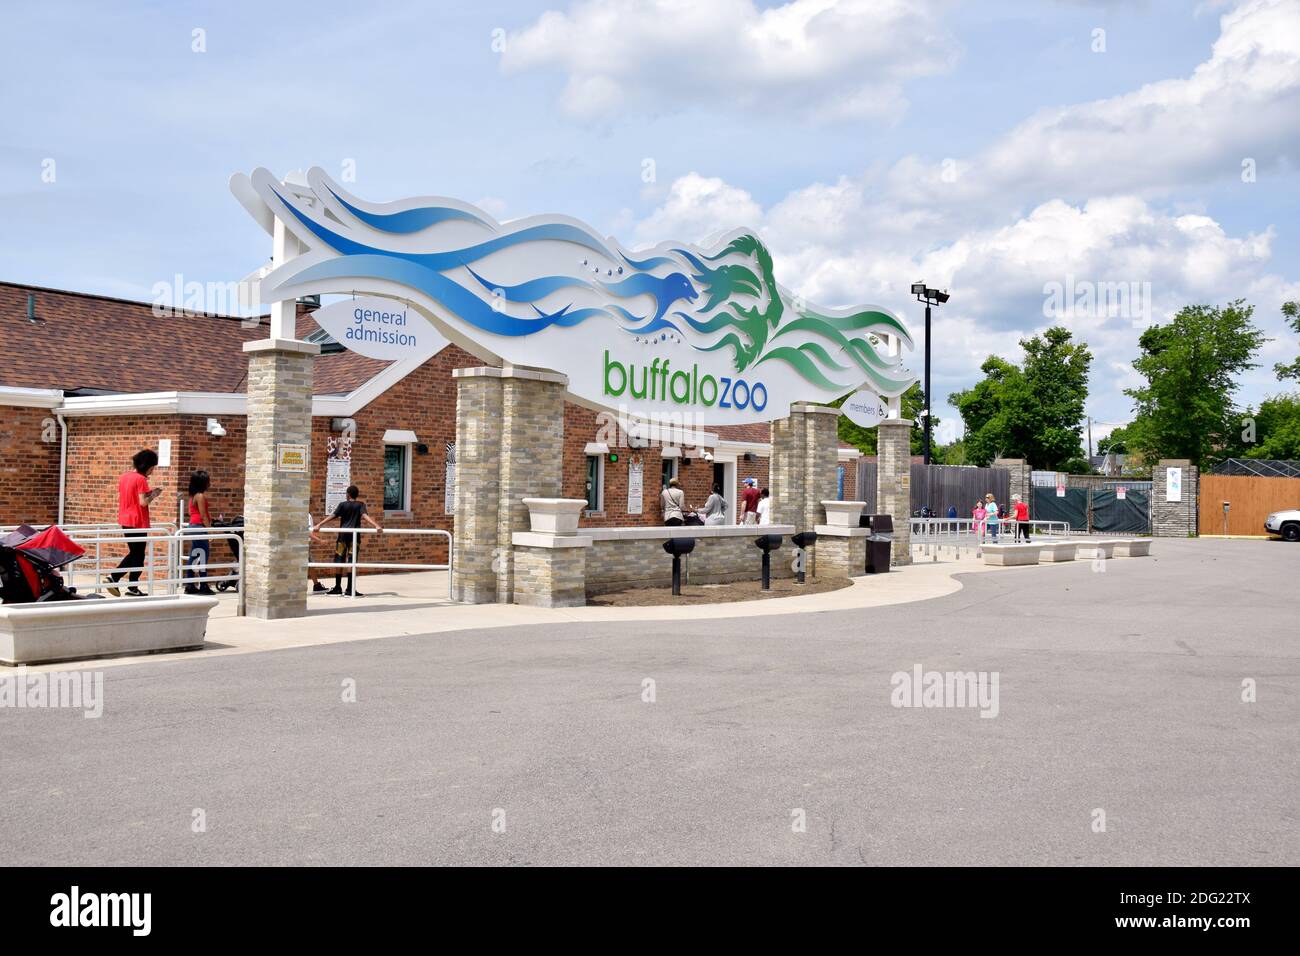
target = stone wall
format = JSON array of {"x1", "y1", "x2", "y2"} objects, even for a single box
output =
[
  {"x1": 770, "y1": 403, "x2": 840, "y2": 575},
  {"x1": 1152, "y1": 459, "x2": 1198, "y2": 537},
  {"x1": 994, "y1": 458, "x2": 1031, "y2": 506},
  {"x1": 586, "y1": 527, "x2": 800, "y2": 594},
  {"x1": 512, "y1": 544, "x2": 587, "y2": 607}
]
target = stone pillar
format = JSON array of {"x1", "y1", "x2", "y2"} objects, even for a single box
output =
[
  {"x1": 452, "y1": 365, "x2": 568, "y2": 604},
  {"x1": 994, "y1": 457, "x2": 1031, "y2": 506},
  {"x1": 451, "y1": 370, "x2": 504, "y2": 603},
  {"x1": 876, "y1": 418, "x2": 912, "y2": 566},
  {"x1": 770, "y1": 403, "x2": 840, "y2": 574},
  {"x1": 512, "y1": 498, "x2": 592, "y2": 607},
  {"x1": 1152, "y1": 459, "x2": 1198, "y2": 537},
  {"x1": 241, "y1": 338, "x2": 319, "y2": 620}
]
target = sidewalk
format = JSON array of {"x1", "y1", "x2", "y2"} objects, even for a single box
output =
[{"x1": 26, "y1": 550, "x2": 1026, "y2": 673}]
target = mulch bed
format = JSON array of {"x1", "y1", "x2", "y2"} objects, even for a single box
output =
[{"x1": 587, "y1": 575, "x2": 852, "y2": 607}]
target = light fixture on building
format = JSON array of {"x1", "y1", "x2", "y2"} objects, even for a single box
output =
[
  {"x1": 206, "y1": 418, "x2": 227, "y2": 437},
  {"x1": 911, "y1": 282, "x2": 952, "y2": 466}
]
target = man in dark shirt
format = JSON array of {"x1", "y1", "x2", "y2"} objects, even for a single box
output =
[{"x1": 311, "y1": 485, "x2": 383, "y2": 596}]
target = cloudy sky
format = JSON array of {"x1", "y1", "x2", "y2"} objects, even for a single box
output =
[{"x1": 3, "y1": 0, "x2": 1298, "y2": 446}]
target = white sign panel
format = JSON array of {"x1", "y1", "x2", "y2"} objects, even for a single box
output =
[
  {"x1": 1165, "y1": 466, "x2": 1182, "y2": 502},
  {"x1": 841, "y1": 390, "x2": 887, "y2": 428},
  {"x1": 311, "y1": 296, "x2": 445, "y2": 362},
  {"x1": 157, "y1": 438, "x2": 172, "y2": 468},
  {"x1": 234, "y1": 167, "x2": 917, "y2": 424},
  {"x1": 1116, "y1": 486, "x2": 1127, "y2": 500},
  {"x1": 626, "y1": 461, "x2": 644, "y2": 515},
  {"x1": 1056, "y1": 484, "x2": 1066, "y2": 498}
]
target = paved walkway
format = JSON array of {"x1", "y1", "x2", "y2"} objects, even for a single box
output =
[
  {"x1": 3, "y1": 536, "x2": 1294, "y2": 866},
  {"x1": 27, "y1": 548, "x2": 1023, "y2": 672}
]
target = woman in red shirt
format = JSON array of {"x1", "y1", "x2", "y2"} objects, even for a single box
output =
[
  {"x1": 1011, "y1": 494, "x2": 1031, "y2": 542},
  {"x1": 107, "y1": 449, "x2": 161, "y2": 597}
]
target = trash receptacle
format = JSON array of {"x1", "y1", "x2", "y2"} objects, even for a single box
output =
[{"x1": 866, "y1": 514, "x2": 893, "y2": 573}]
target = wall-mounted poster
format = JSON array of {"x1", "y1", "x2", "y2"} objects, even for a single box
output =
[
  {"x1": 325, "y1": 435, "x2": 352, "y2": 514},
  {"x1": 445, "y1": 442, "x2": 456, "y2": 515},
  {"x1": 627, "y1": 460, "x2": 644, "y2": 515},
  {"x1": 1165, "y1": 466, "x2": 1182, "y2": 502}
]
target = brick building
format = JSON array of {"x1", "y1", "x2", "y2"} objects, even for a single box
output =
[{"x1": 0, "y1": 282, "x2": 861, "y2": 567}]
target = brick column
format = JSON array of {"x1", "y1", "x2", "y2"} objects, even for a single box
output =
[
  {"x1": 452, "y1": 365, "x2": 567, "y2": 604},
  {"x1": 1152, "y1": 458, "x2": 1198, "y2": 537},
  {"x1": 994, "y1": 458, "x2": 1030, "y2": 505},
  {"x1": 770, "y1": 403, "x2": 840, "y2": 575},
  {"x1": 241, "y1": 338, "x2": 319, "y2": 620},
  {"x1": 876, "y1": 418, "x2": 912, "y2": 566}
]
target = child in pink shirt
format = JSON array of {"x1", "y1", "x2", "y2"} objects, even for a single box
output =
[{"x1": 972, "y1": 501, "x2": 986, "y2": 539}]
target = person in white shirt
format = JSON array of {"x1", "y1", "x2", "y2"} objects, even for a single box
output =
[{"x1": 756, "y1": 487, "x2": 772, "y2": 525}]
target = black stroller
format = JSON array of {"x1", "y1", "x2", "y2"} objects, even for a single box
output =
[
  {"x1": 210, "y1": 516, "x2": 244, "y2": 592},
  {"x1": 0, "y1": 524, "x2": 91, "y2": 604}
]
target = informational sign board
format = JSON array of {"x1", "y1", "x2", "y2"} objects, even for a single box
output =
[
  {"x1": 840, "y1": 390, "x2": 887, "y2": 428},
  {"x1": 276, "y1": 443, "x2": 307, "y2": 473},
  {"x1": 1056, "y1": 484, "x2": 1066, "y2": 498},
  {"x1": 444, "y1": 442, "x2": 456, "y2": 515},
  {"x1": 325, "y1": 435, "x2": 353, "y2": 513},
  {"x1": 626, "y1": 460, "x2": 644, "y2": 515},
  {"x1": 234, "y1": 167, "x2": 917, "y2": 424},
  {"x1": 1117, "y1": 486, "x2": 1127, "y2": 500},
  {"x1": 1165, "y1": 467, "x2": 1182, "y2": 502},
  {"x1": 311, "y1": 296, "x2": 446, "y2": 362}
]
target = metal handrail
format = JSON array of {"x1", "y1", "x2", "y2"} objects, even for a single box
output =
[
  {"x1": 60, "y1": 530, "x2": 247, "y2": 617},
  {"x1": 309, "y1": 527, "x2": 454, "y2": 600}
]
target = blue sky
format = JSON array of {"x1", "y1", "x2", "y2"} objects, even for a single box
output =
[{"x1": 3, "y1": 0, "x2": 1298, "y2": 447}]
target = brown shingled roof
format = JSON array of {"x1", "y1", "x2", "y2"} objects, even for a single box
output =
[{"x1": 0, "y1": 282, "x2": 388, "y2": 397}]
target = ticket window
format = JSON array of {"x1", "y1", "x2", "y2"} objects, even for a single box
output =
[
  {"x1": 661, "y1": 456, "x2": 678, "y2": 488},
  {"x1": 585, "y1": 455, "x2": 604, "y2": 512}
]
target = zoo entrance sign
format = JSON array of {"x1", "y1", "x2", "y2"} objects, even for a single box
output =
[{"x1": 232, "y1": 167, "x2": 917, "y2": 424}]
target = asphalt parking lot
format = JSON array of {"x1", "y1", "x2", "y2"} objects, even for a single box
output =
[{"x1": 2, "y1": 537, "x2": 1295, "y2": 866}]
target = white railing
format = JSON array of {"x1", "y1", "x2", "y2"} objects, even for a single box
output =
[
  {"x1": 309, "y1": 527, "x2": 454, "y2": 601},
  {"x1": 61, "y1": 529, "x2": 247, "y2": 616},
  {"x1": 908, "y1": 518, "x2": 1075, "y2": 561}
]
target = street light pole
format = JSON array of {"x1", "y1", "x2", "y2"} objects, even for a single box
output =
[
  {"x1": 911, "y1": 283, "x2": 948, "y2": 470},
  {"x1": 923, "y1": 301, "x2": 932, "y2": 466}
]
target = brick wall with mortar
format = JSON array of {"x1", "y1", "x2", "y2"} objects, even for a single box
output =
[
  {"x1": 994, "y1": 458, "x2": 1031, "y2": 506},
  {"x1": 770, "y1": 404, "x2": 840, "y2": 575},
  {"x1": 1152, "y1": 459, "x2": 1198, "y2": 536},
  {"x1": 242, "y1": 343, "x2": 317, "y2": 619},
  {"x1": 450, "y1": 371, "x2": 503, "y2": 603},
  {"x1": 876, "y1": 419, "x2": 912, "y2": 565},
  {"x1": 0, "y1": 404, "x2": 64, "y2": 526}
]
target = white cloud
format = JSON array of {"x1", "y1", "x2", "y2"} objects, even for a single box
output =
[
  {"x1": 891, "y1": 0, "x2": 1300, "y2": 206},
  {"x1": 501, "y1": 0, "x2": 958, "y2": 122},
  {"x1": 631, "y1": 172, "x2": 763, "y2": 245}
]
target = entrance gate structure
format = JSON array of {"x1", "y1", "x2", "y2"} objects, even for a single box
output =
[{"x1": 231, "y1": 168, "x2": 919, "y2": 612}]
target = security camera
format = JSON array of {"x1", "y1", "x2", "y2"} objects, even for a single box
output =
[
  {"x1": 206, "y1": 418, "x2": 226, "y2": 438},
  {"x1": 701, "y1": 451, "x2": 715, "y2": 462}
]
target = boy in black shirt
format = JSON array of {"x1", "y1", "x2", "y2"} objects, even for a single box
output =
[{"x1": 310, "y1": 485, "x2": 383, "y2": 596}]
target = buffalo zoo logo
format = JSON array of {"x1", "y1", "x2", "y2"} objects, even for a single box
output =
[{"x1": 890, "y1": 664, "x2": 999, "y2": 718}]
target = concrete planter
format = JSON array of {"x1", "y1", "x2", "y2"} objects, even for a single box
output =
[
  {"x1": 521, "y1": 498, "x2": 589, "y2": 535},
  {"x1": 1076, "y1": 541, "x2": 1117, "y2": 560},
  {"x1": 980, "y1": 543, "x2": 1041, "y2": 567},
  {"x1": 0, "y1": 595, "x2": 217, "y2": 666},
  {"x1": 1113, "y1": 539, "x2": 1152, "y2": 557},
  {"x1": 1039, "y1": 541, "x2": 1079, "y2": 562},
  {"x1": 821, "y1": 500, "x2": 867, "y2": 528}
]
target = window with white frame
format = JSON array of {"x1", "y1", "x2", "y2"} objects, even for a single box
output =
[
  {"x1": 383, "y1": 444, "x2": 411, "y2": 512},
  {"x1": 584, "y1": 455, "x2": 604, "y2": 512}
]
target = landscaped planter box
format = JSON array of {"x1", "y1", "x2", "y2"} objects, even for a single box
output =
[{"x1": 0, "y1": 595, "x2": 217, "y2": 666}]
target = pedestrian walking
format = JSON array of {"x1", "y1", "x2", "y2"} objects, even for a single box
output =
[{"x1": 107, "y1": 449, "x2": 162, "y2": 597}]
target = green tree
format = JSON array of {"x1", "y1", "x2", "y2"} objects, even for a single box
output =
[
  {"x1": 1273, "y1": 301, "x2": 1300, "y2": 382},
  {"x1": 949, "y1": 327, "x2": 1092, "y2": 468},
  {"x1": 1242, "y1": 393, "x2": 1300, "y2": 460},
  {"x1": 1124, "y1": 300, "x2": 1267, "y2": 469},
  {"x1": 834, "y1": 383, "x2": 938, "y2": 459},
  {"x1": 1097, "y1": 424, "x2": 1132, "y2": 455}
]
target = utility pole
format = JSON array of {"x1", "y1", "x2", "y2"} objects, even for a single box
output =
[{"x1": 1087, "y1": 416, "x2": 1093, "y2": 460}]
